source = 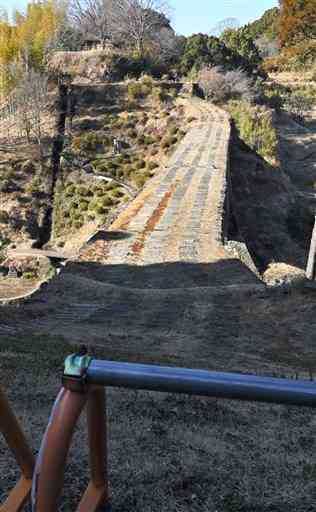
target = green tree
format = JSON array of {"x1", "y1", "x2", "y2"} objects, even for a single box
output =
[
  {"x1": 221, "y1": 27, "x2": 262, "y2": 67},
  {"x1": 246, "y1": 7, "x2": 280, "y2": 42},
  {"x1": 180, "y1": 34, "x2": 234, "y2": 75},
  {"x1": 179, "y1": 33, "x2": 262, "y2": 77}
]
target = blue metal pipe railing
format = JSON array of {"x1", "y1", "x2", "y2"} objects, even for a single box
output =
[{"x1": 82, "y1": 359, "x2": 316, "y2": 408}]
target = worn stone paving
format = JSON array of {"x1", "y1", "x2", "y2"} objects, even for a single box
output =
[{"x1": 82, "y1": 104, "x2": 233, "y2": 267}]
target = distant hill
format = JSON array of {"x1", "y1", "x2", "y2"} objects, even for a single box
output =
[{"x1": 246, "y1": 7, "x2": 280, "y2": 42}]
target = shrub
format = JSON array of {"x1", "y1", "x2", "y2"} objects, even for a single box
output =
[
  {"x1": 94, "y1": 205, "x2": 108, "y2": 215},
  {"x1": 283, "y1": 94, "x2": 314, "y2": 122},
  {"x1": 168, "y1": 126, "x2": 179, "y2": 136},
  {"x1": 137, "y1": 135, "x2": 146, "y2": 145},
  {"x1": 108, "y1": 54, "x2": 165, "y2": 81},
  {"x1": 23, "y1": 271, "x2": 37, "y2": 280},
  {"x1": 228, "y1": 100, "x2": 278, "y2": 161},
  {"x1": 0, "y1": 179, "x2": 11, "y2": 193},
  {"x1": 134, "y1": 160, "x2": 146, "y2": 170},
  {"x1": 161, "y1": 137, "x2": 172, "y2": 149},
  {"x1": 152, "y1": 86, "x2": 168, "y2": 103},
  {"x1": 116, "y1": 169, "x2": 124, "y2": 179},
  {"x1": 112, "y1": 188, "x2": 125, "y2": 198},
  {"x1": 65, "y1": 184, "x2": 77, "y2": 197},
  {"x1": 198, "y1": 66, "x2": 257, "y2": 103},
  {"x1": 72, "y1": 132, "x2": 104, "y2": 152},
  {"x1": 95, "y1": 188, "x2": 106, "y2": 197},
  {"x1": 147, "y1": 161, "x2": 159, "y2": 171},
  {"x1": 133, "y1": 175, "x2": 147, "y2": 188},
  {"x1": 127, "y1": 79, "x2": 153, "y2": 101},
  {"x1": 107, "y1": 161, "x2": 118, "y2": 171},
  {"x1": 21, "y1": 160, "x2": 35, "y2": 173},
  {"x1": 77, "y1": 186, "x2": 90, "y2": 197},
  {"x1": 25, "y1": 178, "x2": 41, "y2": 196},
  {"x1": 79, "y1": 200, "x2": 89, "y2": 211},
  {"x1": 127, "y1": 128, "x2": 138, "y2": 138},
  {"x1": 0, "y1": 211, "x2": 9, "y2": 224},
  {"x1": 101, "y1": 196, "x2": 114, "y2": 207}
]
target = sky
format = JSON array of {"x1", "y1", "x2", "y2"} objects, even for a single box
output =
[{"x1": 2, "y1": 0, "x2": 279, "y2": 36}]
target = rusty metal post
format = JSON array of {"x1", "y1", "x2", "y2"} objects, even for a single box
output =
[
  {"x1": 32, "y1": 385, "x2": 110, "y2": 512},
  {"x1": 78, "y1": 387, "x2": 109, "y2": 512},
  {"x1": 307, "y1": 215, "x2": 316, "y2": 280},
  {"x1": 0, "y1": 386, "x2": 34, "y2": 512},
  {"x1": 32, "y1": 388, "x2": 88, "y2": 512}
]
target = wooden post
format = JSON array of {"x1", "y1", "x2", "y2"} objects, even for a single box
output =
[
  {"x1": 33, "y1": 386, "x2": 110, "y2": 512},
  {"x1": 78, "y1": 387, "x2": 109, "y2": 511},
  {"x1": 306, "y1": 216, "x2": 316, "y2": 280},
  {"x1": 0, "y1": 386, "x2": 34, "y2": 512}
]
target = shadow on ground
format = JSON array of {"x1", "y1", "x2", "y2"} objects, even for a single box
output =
[{"x1": 1, "y1": 257, "x2": 316, "y2": 511}]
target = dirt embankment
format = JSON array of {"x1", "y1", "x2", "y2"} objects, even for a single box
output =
[{"x1": 229, "y1": 109, "x2": 316, "y2": 282}]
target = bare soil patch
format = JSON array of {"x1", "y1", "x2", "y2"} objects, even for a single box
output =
[{"x1": 0, "y1": 277, "x2": 40, "y2": 301}]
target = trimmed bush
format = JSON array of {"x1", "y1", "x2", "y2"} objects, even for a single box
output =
[
  {"x1": 77, "y1": 186, "x2": 90, "y2": 197},
  {"x1": 134, "y1": 160, "x2": 146, "y2": 170},
  {"x1": 133, "y1": 175, "x2": 147, "y2": 188},
  {"x1": 137, "y1": 135, "x2": 146, "y2": 146},
  {"x1": 168, "y1": 126, "x2": 179, "y2": 136},
  {"x1": 161, "y1": 138, "x2": 172, "y2": 149},
  {"x1": 74, "y1": 220, "x2": 84, "y2": 229},
  {"x1": 72, "y1": 132, "x2": 104, "y2": 152},
  {"x1": 0, "y1": 180, "x2": 10, "y2": 193},
  {"x1": 0, "y1": 211, "x2": 9, "y2": 224},
  {"x1": 147, "y1": 161, "x2": 159, "y2": 171},
  {"x1": 79, "y1": 200, "x2": 89, "y2": 211},
  {"x1": 101, "y1": 196, "x2": 114, "y2": 207},
  {"x1": 127, "y1": 128, "x2": 138, "y2": 138},
  {"x1": 228, "y1": 100, "x2": 278, "y2": 161},
  {"x1": 65, "y1": 184, "x2": 77, "y2": 197}
]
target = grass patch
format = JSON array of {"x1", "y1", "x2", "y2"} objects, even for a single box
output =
[{"x1": 228, "y1": 100, "x2": 278, "y2": 162}]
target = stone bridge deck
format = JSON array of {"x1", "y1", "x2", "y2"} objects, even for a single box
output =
[{"x1": 82, "y1": 105, "x2": 233, "y2": 268}]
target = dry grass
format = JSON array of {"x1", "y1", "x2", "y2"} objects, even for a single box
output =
[{"x1": 1, "y1": 266, "x2": 316, "y2": 510}]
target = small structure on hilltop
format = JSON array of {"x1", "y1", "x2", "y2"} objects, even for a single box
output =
[{"x1": 81, "y1": 34, "x2": 114, "y2": 51}]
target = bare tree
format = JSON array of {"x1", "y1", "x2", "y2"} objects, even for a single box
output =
[
  {"x1": 197, "y1": 66, "x2": 255, "y2": 103},
  {"x1": 210, "y1": 18, "x2": 240, "y2": 37},
  {"x1": 151, "y1": 25, "x2": 180, "y2": 63},
  {"x1": 10, "y1": 70, "x2": 49, "y2": 164},
  {"x1": 69, "y1": 0, "x2": 114, "y2": 47},
  {"x1": 111, "y1": 0, "x2": 171, "y2": 57}
]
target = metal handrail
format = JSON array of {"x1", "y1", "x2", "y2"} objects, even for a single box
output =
[
  {"x1": 31, "y1": 354, "x2": 316, "y2": 512},
  {"x1": 86, "y1": 359, "x2": 316, "y2": 407}
]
